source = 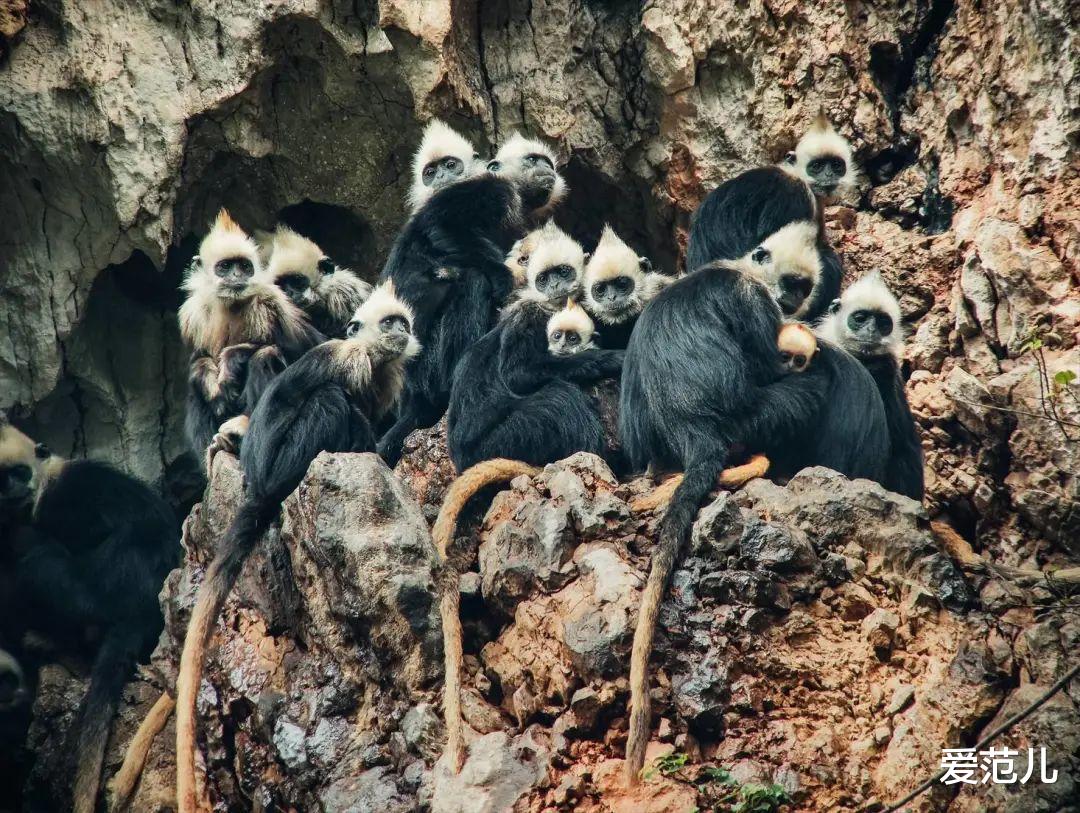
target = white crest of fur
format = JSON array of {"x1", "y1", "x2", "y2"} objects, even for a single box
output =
[
  {"x1": 409, "y1": 120, "x2": 478, "y2": 211},
  {"x1": 547, "y1": 299, "x2": 595, "y2": 344},
  {"x1": 732, "y1": 220, "x2": 822, "y2": 319},
  {"x1": 494, "y1": 132, "x2": 567, "y2": 213},
  {"x1": 781, "y1": 114, "x2": 857, "y2": 197},
  {"x1": 525, "y1": 222, "x2": 585, "y2": 288},
  {"x1": 266, "y1": 226, "x2": 323, "y2": 284},
  {"x1": 582, "y1": 226, "x2": 651, "y2": 325},
  {"x1": 353, "y1": 279, "x2": 415, "y2": 330},
  {"x1": 194, "y1": 209, "x2": 261, "y2": 274},
  {"x1": 318, "y1": 269, "x2": 373, "y2": 322},
  {"x1": 817, "y1": 272, "x2": 905, "y2": 357},
  {"x1": 0, "y1": 424, "x2": 64, "y2": 509}
]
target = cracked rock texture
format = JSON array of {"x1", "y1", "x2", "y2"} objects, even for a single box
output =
[
  {"x1": 21, "y1": 453, "x2": 1079, "y2": 812},
  {"x1": 0, "y1": 0, "x2": 1075, "y2": 561},
  {"x1": 2, "y1": 0, "x2": 1079, "y2": 810}
]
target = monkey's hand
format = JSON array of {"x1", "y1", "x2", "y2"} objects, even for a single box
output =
[
  {"x1": 217, "y1": 343, "x2": 261, "y2": 403},
  {"x1": 205, "y1": 414, "x2": 250, "y2": 472}
]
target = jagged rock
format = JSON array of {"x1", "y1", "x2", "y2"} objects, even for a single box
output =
[{"x1": 431, "y1": 727, "x2": 553, "y2": 813}]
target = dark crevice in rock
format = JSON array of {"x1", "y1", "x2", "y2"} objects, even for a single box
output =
[
  {"x1": 276, "y1": 200, "x2": 380, "y2": 281},
  {"x1": 918, "y1": 152, "x2": 954, "y2": 234}
]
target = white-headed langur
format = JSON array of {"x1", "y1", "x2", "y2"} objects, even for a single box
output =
[
  {"x1": 780, "y1": 112, "x2": 857, "y2": 202},
  {"x1": 618, "y1": 257, "x2": 890, "y2": 782},
  {"x1": 519, "y1": 221, "x2": 586, "y2": 304},
  {"x1": 685, "y1": 115, "x2": 858, "y2": 322},
  {"x1": 179, "y1": 210, "x2": 324, "y2": 469},
  {"x1": 729, "y1": 220, "x2": 824, "y2": 322},
  {"x1": 174, "y1": 282, "x2": 419, "y2": 813},
  {"x1": 376, "y1": 128, "x2": 568, "y2": 466},
  {"x1": 583, "y1": 225, "x2": 670, "y2": 349},
  {"x1": 817, "y1": 273, "x2": 923, "y2": 500},
  {"x1": 547, "y1": 299, "x2": 597, "y2": 356},
  {"x1": 487, "y1": 132, "x2": 567, "y2": 226},
  {"x1": 0, "y1": 417, "x2": 178, "y2": 813},
  {"x1": 408, "y1": 120, "x2": 483, "y2": 213},
  {"x1": 260, "y1": 225, "x2": 373, "y2": 338}
]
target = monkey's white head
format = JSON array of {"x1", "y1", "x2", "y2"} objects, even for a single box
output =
[
  {"x1": 817, "y1": 273, "x2": 904, "y2": 358},
  {"x1": 523, "y1": 221, "x2": 586, "y2": 304},
  {"x1": 347, "y1": 280, "x2": 421, "y2": 364},
  {"x1": 186, "y1": 209, "x2": 263, "y2": 303},
  {"x1": 733, "y1": 220, "x2": 822, "y2": 320},
  {"x1": 547, "y1": 299, "x2": 596, "y2": 356},
  {"x1": 0, "y1": 419, "x2": 62, "y2": 516},
  {"x1": 781, "y1": 113, "x2": 857, "y2": 200},
  {"x1": 265, "y1": 226, "x2": 327, "y2": 308},
  {"x1": 583, "y1": 225, "x2": 659, "y2": 325},
  {"x1": 409, "y1": 120, "x2": 481, "y2": 212},
  {"x1": 489, "y1": 133, "x2": 567, "y2": 219}
]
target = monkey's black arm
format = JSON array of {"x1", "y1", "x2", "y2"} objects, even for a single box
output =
[
  {"x1": 505, "y1": 347, "x2": 624, "y2": 392},
  {"x1": 242, "y1": 346, "x2": 288, "y2": 412},
  {"x1": 15, "y1": 541, "x2": 103, "y2": 625}
]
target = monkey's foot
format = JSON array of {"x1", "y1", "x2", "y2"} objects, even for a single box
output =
[
  {"x1": 205, "y1": 415, "x2": 250, "y2": 471},
  {"x1": 717, "y1": 454, "x2": 769, "y2": 488}
]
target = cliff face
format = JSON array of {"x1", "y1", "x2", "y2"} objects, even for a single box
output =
[{"x1": 1, "y1": 0, "x2": 1078, "y2": 810}]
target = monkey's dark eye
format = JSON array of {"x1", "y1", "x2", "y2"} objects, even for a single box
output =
[
  {"x1": 526, "y1": 153, "x2": 554, "y2": 169},
  {"x1": 6, "y1": 464, "x2": 31, "y2": 484},
  {"x1": 794, "y1": 354, "x2": 806, "y2": 366},
  {"x1": 877, "y1": 314, "x2": 894, "y2": 336},
  {"x1": 783, "y1": 151, "x2": 797, "y2": 165},
  {"x1": 537, "y1": 271, "x2": 550, "y2": 287},
  {"x1": 751, "y1": 247, "x2": 771, "y2": 264},
  {"x1": 317, "y1": 258, "x2": 336, "y2": 276},
  {"x1": 346, "y1": 320, "x2": 362, "y2": 338},
  {"x1": 567, "y1": 332, "x2": 580, "y2": 344},
  {"x1": 279, "y1": 274, "x2": 309, "y2": 292},
  {"x1": 486, "y1": 160, "x2": 502, "y2": 172},
  {"x1": 613, "y1": 276, "x2": 634, "y2": 294},
  {"x1": 551, "y1": 330, "x2": 563, "y2": 340},
  {"x1": 236, "y1": 259, "x2": 253, "y2": 274},
  {"x1": 380, "y1": 314, "x2": 410, "y2": 333},
  {"x1": 422, "y1": 163, "x2": 438, "y2": 182},
  {"x1": 827, "y1": 299, "x2": 842, "y2": 314},
  {"x1": 444, "y1": 157, "x2": 459, "y2": 170},
  {"x1": 551, "y1": 264, "x2": 575, "y2": 280},
  {"x1": 34, "y1": 443, "x2": 50, "y2": 460},
  {"x1": 780, "y1": 351, "x2": 792, "y2": 362}
]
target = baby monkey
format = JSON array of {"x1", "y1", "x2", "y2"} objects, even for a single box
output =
[
  {"x1": 546, "y1": 299, "x2": 596, "y2": 356},
  {"x1": 777, "y1": 321, "x2": 817, "y2": 372}
]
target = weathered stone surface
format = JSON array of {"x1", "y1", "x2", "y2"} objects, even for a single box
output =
[{"x1": 430, "y1": 727, "x2": 553, "y2": 813}]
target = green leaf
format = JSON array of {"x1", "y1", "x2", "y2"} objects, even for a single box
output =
[
  {"x1": 700, "y1": 765, "x2": 736, "y2": 785},
  {"x1": 1054, "y1": 369, "x2": 1077, "y2": 388}
]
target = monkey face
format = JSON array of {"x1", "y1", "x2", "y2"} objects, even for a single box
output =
[
  {"x1": 778, "y1": 322, "x2": 817, "y2": 373},
  {"x1": 590, "y1": 275, "x2": 638, "y2": 317},
  {"x1": 799, "y1": 154, "x2": 848, "y2": 197},
  {"x1": 0, "y1": 429, "x2": 50, "y2": 512},
  {"x1": 276, "y1": 273, "x2": 316, "y2": 308},
  {"x1": 213, "y1": 255, "x2": 256, "y2": 298},
  {"x1": 548, "y1": 328, "x2": 589, "y2": 356},
  {"x1": 423, "y1": 154, "x2": 470, "y2": 195},
  {"x1": 0, "y1": 649, "x2": 27, "y2": 711},
  {"x1": 844, "y1": 307, "x2": 894, "y2": 353},
  {"x1": 535, "y1": 263, "x2": 580, "y2": 301}
]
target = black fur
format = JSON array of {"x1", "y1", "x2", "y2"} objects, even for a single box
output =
[
  {"x1": 183, "y1": 319, "x2": 324, "y2": 463},
  {"x1": 377, "y1": 174, "x2": 524, "y2": 465},
  {"x1": 594, "y1": 317, "x2": 638, "y2": 350},
  {"x1": 1, "y1": 460, "x2": 178, "y2": 811},
  {"x1": 447, "y1": 300, "x2": 623, "y2": 470},
  {"x1": 685, "y1": 167, "x2": 840, "y2": 323},
  {"x1": 862, "y1": 354, "x2": 924, "y2": 500}
]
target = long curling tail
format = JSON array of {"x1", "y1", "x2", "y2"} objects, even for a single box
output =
[
  {"x1": 108, "y1": 691, "x2": 175, "y2": 812},
  {"x1": 625, "y1": 458, "x2": 726, "y2": 785},
  {"x1": 433, "y1": 459, "x2": 540, "y2": 774},
  {"x1": 631, "y1": 454, "x2": 770, "y2": 513},
  {"x1": 176, "y1": 498, "x2": 273, "y2": 813},
  {"x1": 72, "y1": 625, "x2": 143, "y2": 813}
]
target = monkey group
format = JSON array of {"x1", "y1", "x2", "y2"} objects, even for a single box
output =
[{"x1": 0, "y1": 110, "x2": 925, "y2": 811}]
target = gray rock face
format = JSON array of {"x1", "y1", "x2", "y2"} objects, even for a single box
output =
[{"x1": 430, "y1": 727, "x2": 553, "y2": 813}]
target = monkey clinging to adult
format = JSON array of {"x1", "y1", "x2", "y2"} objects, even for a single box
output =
[
  {"x1": 174, "y1": 282, "x2": 419, "y2": 813},
  {"x1": 179, "y1": 209, "x2": 324, "y2": 468},
  {"x1": 376, "y1": 128, "x2": 568, "y2": 466},
  {"x1": 0, "y1": 417, "x2": 179, "y2": 813}
]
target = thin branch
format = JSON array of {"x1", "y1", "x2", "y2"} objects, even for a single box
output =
[
  {"x1": 884, "y1": 661, "x2": 1080, "y2": 812},
  {"x1": 948, "y1": 395, "x2": 1080, "y2": 431}
]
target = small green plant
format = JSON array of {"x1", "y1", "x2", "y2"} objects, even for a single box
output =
[
  {"x1": 642, "y1": 750, "x2": 690, "y2": 780},
  {"x1": 699, "y1": 765, "x2": 736, "y2": 785},
  {"x1": 731, "y1": 782, "x2": 790, "y2": 813}
]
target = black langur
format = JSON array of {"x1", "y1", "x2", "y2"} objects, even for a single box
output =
[
  {"x1": 179, "y1": 210, "x2": 323, "y2": 467},
  {"x1": 581, "y1": 226, "x2": 670, "y2": 349},
  {"x1": 618, "y1": 261, "x2": 887, "y2": 782},
  {"x1": 685, "y1": 117, "x2": 856, "y2": 321},
  {"x1": 174, "y1": 282, "x2": 419, "y2": 813},
  {"x1": 407, "y1": 119, "x2": 483, "y2": 213},
  {"x1": 259, "y1": 225, "x2": 373, "y2": 338},
  {"x1": 780, "y1": 112, "x2": 857, "y2": 201},
  {"x1": 817, "y1": 273, "x2": 923, "y2": 500},
  {"x1": 487, "y1": 133, "x2": 567, "y2": 226},
  {"x1": 729, "y1": 220, "x2": 824, "y2": 322},
  {"x1": 0, "y1": 418, "x2": 178, "y2": 813},
  {"x1": 547, "y1": 298, "x2": 597, "y2": 356},
  {"x1": 446, "y1": 293, "x2": 624, "y2": 472},
  {"x1": 377, "y1": 131, "x2": 567, "y2": 466},
  {"x1": 519, "y1": 220, "x2": 586, "y2": 302}
]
